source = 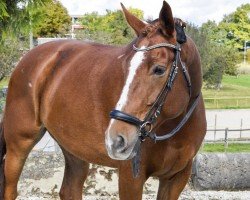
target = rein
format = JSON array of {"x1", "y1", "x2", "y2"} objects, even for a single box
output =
[{"x1": 109, "y1": 42, "x2": 200, "y2": 177}]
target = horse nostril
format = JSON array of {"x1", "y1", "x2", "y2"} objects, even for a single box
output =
[{"x1": 113, "y1": 135, "x2": 126, "y2": 153}]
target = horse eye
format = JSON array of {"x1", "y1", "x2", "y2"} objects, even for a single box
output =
[{"x1": 152, "y1": 65, "x2": 166, "y2": 76}]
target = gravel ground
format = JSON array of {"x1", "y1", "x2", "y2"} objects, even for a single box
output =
[
  {"x1": 180, "y1": 189, "x2": 250, "y2": 200},
  {"x1": 16, "y1": 151, "x2": 250, "y2": 200},
  {"x1": 17, "y1": 190, "x2": 250, "y2": 200}
]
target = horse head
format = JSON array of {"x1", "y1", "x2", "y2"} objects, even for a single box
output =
[{"x1": 105, "y1": 1, "x2": 194, "y2": 160}]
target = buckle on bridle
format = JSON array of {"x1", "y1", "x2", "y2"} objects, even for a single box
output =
[{"x1": 139, "y1": 121, "x2": 153, "y2": 139}]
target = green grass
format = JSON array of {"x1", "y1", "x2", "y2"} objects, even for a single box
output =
[
  {"x1": 201, "y1": 143, "x2": 250, "y2": 153},
  {"x1": 202, "y1": 75, "x2": 250, "y2": 109},
  {"x1": 223, "y1": 75, "x2": 250, "y2": 88},
  {"x1": 202, "y1": 74, "x2": 250, "y2": 97}
]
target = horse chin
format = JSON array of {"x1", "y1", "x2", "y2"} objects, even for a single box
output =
[{"x1": 125, "y1": 148, "x2": 137, "y2": 160}]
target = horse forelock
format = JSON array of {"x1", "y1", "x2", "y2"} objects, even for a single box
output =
[{"x1": 142, "y1": 18, "x2": 186, "y2": 44}]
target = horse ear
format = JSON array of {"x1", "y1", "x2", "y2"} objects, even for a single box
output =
[
  {"x1": 159, "y1": 1, "x2": 175, "y2": 36},
  {"x1": 121, "y1": 3, "x2": 146, "y2": 36}
]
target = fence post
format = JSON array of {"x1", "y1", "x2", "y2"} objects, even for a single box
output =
[
  {"x1": 240, "y1": 119, "x2": 243, "y2": 139},
  {"x1": 214, "y1": 114, "x2": 217, "y2": 142},
  {"x1": 224, "y1": 128, "x2": 228, "y2": 151}
]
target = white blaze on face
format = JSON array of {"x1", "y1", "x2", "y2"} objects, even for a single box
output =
[
  {"x1": 105, "y1": 48, "x2": 145, "y2": 154},
  {"x1": 116, "y1": 47, "x2": 145, "y2": 110}
]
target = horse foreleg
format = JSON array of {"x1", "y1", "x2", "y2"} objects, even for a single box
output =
[
  {"x1": 118, "y1": 162, "x2": 147, "y2": 200},
  {"x1": 156, "y1": 160, "x2": 192, "y2": 200},
  {"x1": 4, "y1": 130, "x2": 45, "y2": 200},
  {"x1": 59, "y1": 147, "x2": 89, "y2": 200}
]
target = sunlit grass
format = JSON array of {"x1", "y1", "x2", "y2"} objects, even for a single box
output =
[
  {"x1": 201, "y1": 143, "x2": 250, "y2": 153},
  {"x1": 202, "y1": 75, "x2": 250, "y2": 109}
]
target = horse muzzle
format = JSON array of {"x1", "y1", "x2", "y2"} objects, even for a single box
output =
[{"x1": 105, "y1": 130, "x2": 138, "y2": 160}]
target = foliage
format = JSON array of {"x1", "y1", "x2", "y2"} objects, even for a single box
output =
[
  {"x1": 78, "y1": 8, "x2": 143, "y2": 45},
  {"x1": 186, "y1": 23, "x2": 219, "y2": 87},
  {"x1": 223, "y1": 48, "x2": 241, "y2": 75},
  {"x1": 0, "y1": 0, "x2": 70, "y2": 81},
  {"x1": 218, "y1": 4, "x2": 250, "y2": 50},
  {"x1": 32, "y1": 0, "x2": 71, "y2": 37},
  {"x1": 0, "y1": 37, "x2": 28, "y2": 81},
  {"x1": 186, "y1": 22, "x2": 241, "y2": 88},
  {"x1": 0, "y1": 0, "x2": 70, "y2": 39},
  {"x1": 0, "y1": 98, "x2": 5, "y2": 113},
  {"x1": 201, "y1": 21, "x2": 241, "y2": 78},
  {"x1": 202, "y1": 52, "x2": 224, "y2": 88},
  {"x1": 0, "y1": 0, "x2": 52, "y2": 40}
]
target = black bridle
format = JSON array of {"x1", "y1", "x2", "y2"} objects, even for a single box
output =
[{"x1": 109, "y1": 42, "x2": 200, "y2": 177}]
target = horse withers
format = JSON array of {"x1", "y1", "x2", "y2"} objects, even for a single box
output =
[{"x1": 0, "y1": 1, "x2": 206, "y2": 199}]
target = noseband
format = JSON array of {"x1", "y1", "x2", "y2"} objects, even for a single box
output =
[{"x1": 110, "y1": 42, "x2": 200, "y2": 142}]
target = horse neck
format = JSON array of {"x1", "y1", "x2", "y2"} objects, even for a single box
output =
[
  {"x1": 182, "y1": 36, "x2": 202, "y2": 99},
  {"x1": 108, "y1": 39, "x2": 136, "y2": 76}
]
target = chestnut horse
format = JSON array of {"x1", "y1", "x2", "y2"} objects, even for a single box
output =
[{"x1": 0, "y1": 1, "x2": 206, "y2": 200}]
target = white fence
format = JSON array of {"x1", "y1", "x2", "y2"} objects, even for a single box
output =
[
  {"x1": 205, "y1": 109, "x2": 250, "y2": 141},
  {"x1": 37, "y1": 37, "x2": 69, "y2": 46}
]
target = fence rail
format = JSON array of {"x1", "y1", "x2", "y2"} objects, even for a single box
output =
[
  {"x1": 207, "y1": 128, "x2": 250, "y2": 131},
  {"x1": 204, "y1": 128, "x2": 250, "y2": 152},
  {"x1": 204, "y1": 97, "x2": 250, "y2": 109}
]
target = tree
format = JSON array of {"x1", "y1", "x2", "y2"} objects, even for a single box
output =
[
  {"x1": 0, "y1": 0, "x2": 70, "y2": 81},
  {"x1": 0, "y1": 0, "x2": 37, "y2": 79},
  {"x1": 32, "y1": 0, "x2": 71, "y2": 37},
  {"x1": 186, "y1": 23, "x2": 212, "y2": 77},
  {"x1": 201, "y1": 21, "x2": 241, "y2": 76},
  {"x1": 186, "y1": 22, "x2": 240, "y2": 88},
  {"x1": 0, "y1": 0, "x2": 70, "y2": 39},
  {"x1": 79, "y1": 8, "x2": 144, "y2": 45},
  {"x1": 0, "y1": 38, "x2": 28, "y2": 81},
  {"x1": 186, "y1": 24, "x2": 222, "y2": 88},
  {"x1": 0, "y1": 0, "x2": 52, "y2": 40},
  {"x1": 218, "y1": 4, "x2": 250, "y2": 49}
]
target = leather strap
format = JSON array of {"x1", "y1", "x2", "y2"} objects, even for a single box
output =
[
  {"x1": 110, "y1": 110, "x2": 142, "y2": 126},
  {"x1": 149, "y1": 94, "x2": 200, "y2": 141},
  {"x1": 133, "y1": 43, "x2": 181, "y2": 52}
]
